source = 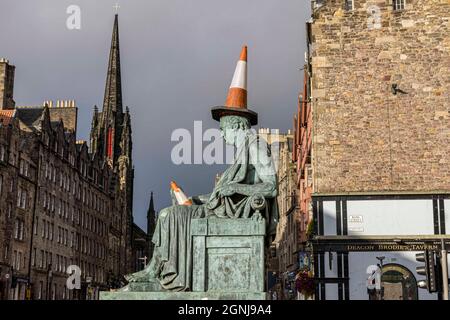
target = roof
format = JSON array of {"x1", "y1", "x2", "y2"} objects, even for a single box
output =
[
  {"x1": 0, "y1": 109, "x2": 16, "y2": 126},
  {"x1": 15, "y1": 107, "x2": 44, "y2": 130}
]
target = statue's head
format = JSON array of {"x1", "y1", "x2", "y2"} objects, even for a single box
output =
[{"x1": 219, "y1": 115, "x2": 251, "y2": 146}]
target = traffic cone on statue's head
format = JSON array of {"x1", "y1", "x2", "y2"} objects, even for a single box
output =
[
  {"x1": 211, "y1": 45, "x2": 258, "y2": 126},
  {"x1": 225, "y1": 45, "x2": 247, "y2": 109},
  {"x1": 170, "y1": 180, "x2": 192, "y2": 206}
]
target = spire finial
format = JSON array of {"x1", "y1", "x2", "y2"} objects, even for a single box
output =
[{"x1": 113, "y1": 3, "x2": 120, "y2": 14}]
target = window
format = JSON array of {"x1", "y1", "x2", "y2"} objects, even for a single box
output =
[
  {"x1": 38, "y1": 281, "x2": 43, "y2": 300},
  {"x1": 0, "y1": 145, "x2": 5, "y2": 162},
  {"x1": 107, "y1": 128, "x2": 114, "y2": 159},
  {"x1": 34, "y1": 217, "x2": 38, "y2": 235},
  {"x1": 17, "y1": 188, "x2": 21, "y2": 207},
  {"x1": 41, "y1": 220, "x2": 45, "y2": 238},
  {"x1": 21, "y1": 190, "x2": 27, "y2": 209},
  {"x1": 32, "y1": 248, "x2": 36, "y2": 267},
  {"x1": 18, "y1": 251, "x2": 22, "y2": 270},
  {"x1": 42, "y1": 191, "x2": 46, "y2": 208},
  {"x1": 40, "y1": 250, "x2": 44, "y2": 268},
  {"x1": 393, "y1": 0, "x2": 405, "y2": 11},
  {"x1": 50, "y1": 223, "x2": 54, "y2": 241},
  {"x1": 44, "y1": 220, "x2": 49, "y2": 239},
  {"x1": 14, "y1": 219, "x2": 24, "y2": 240},
  {"x1": 344, "y1": 0, "x2": 354, "y2": 11},
  {"x1": 17, "y1": 188, "x2": 26, "y2": 209}
]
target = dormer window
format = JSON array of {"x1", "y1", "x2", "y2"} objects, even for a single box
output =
[{"x1": 393, "y1": 0, "x2": 406, "y2": 11}]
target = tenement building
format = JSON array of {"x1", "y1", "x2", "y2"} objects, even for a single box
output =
[
  {"x1": 258, "y1": 129, "x2": 302, "y2": 300},
  {"x1": 0, "y1": 14, "x2": 136, "y2": 300},
  {"x1": 273, "y1": 131, "x2": 300, "y2": 300},
  {"x1": 305, "y1": 1, "x2": 449, "y2": 300}
]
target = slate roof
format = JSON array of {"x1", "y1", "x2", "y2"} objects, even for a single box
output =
[{"x1": 15, "y1": 107, "x2": 44, "y2": 130}]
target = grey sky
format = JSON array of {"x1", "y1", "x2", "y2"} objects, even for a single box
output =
[{"x1": 0, "y1": 0, "x2": 311, "y2": 230}]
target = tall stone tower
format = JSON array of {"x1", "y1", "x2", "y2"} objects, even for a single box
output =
[
  {"x1": 90, "y1": 14, "x2": 134, "y2": 276},
  {"x1": 90, "y1": 14, "x2": 130, "y2": 164},
  {"x1": 147, "y1": 192, "x2": 157, "y2": 259},
  {"x1": 0, "y1": 58, "x2": 16, "y2": 110}
]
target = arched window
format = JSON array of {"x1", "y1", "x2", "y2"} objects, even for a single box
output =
[{"x1": 107, "y1": 127, "x2": 114, "y2": 159}]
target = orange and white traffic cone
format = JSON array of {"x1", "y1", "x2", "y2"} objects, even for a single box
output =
[
  {"x1": 225, "y1": 45, "x2": 247, "y2": 109},
  {"x1": 211, "y1": 45, "x2": 257, "y2": 125},
  {"x1": 170, "y1": 180, "x2": 193, "y2": 206}
]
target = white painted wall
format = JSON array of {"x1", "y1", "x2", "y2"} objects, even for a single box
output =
[
  {"x1": 347, "y1": 199, "x2": 435, "y2": 235},
  {"x1": 323, "y1": 201, "x2": 337, "y2": 235}
]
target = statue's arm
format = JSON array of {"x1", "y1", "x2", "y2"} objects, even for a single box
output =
[{"x1": 222, "y1": 142, "x2": 277, "y2": 198}]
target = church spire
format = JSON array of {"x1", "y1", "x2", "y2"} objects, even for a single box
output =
[
  {"x1": 103, "y1": 14, "x2": 123, "y2": 117},
  {"x1": 147, "y1": 192, "x2": 156, "y2": 258},
  {"x1": 147, "y1": 192, "x2": 155, "y2": 220}
]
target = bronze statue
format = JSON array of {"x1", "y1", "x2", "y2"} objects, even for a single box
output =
[{"x1": 119, "y1": 46, "x2": 278, "y2": 292}]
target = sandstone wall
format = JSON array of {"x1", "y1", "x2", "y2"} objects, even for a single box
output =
[{"x1": 310, "y1": 0, "x2": 450, "y2": 193}]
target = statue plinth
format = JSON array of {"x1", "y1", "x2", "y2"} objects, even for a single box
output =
[{"x1": 100, "y1": 217, "x2": 267, "y2": 300}]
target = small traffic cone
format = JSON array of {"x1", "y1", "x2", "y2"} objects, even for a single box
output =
[
  {"x1": 170, "y1": 181, "x2": 193, "y2": 206},
  {"x1": 225, "y1": 45, "x2": 247, "y2": 109}
]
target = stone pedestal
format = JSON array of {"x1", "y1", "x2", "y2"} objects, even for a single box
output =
[{"x1": 100, "y1": 218, "x2": 267, "y2": 300}]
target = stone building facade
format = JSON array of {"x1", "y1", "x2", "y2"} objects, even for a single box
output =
[
  {"x1": 273, "y1": 131, "x2": 300, "y2": 300},
  {"x1": 258, "y1": 129, "x2": 302, "y2": 299},
  {"x1": 0, "y1": 14, "x2": 137, "y2": 300},
  {"x1": 309, "y1": 0, "x2": 450, "y2": 193},
  {"x1": 306, "y1": 0, "x2": 450, "y2": 300}
]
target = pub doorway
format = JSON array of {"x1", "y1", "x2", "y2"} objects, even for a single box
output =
[{"x1": 369, "y1": 264, "x2": 418, "y2": 300}]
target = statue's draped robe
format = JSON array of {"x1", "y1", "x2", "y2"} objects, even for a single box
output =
[{"x1": 149, "y1": 134, "x2": 278, "y2": 291}]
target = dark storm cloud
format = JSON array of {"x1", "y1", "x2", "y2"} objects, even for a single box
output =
[{"x1": 0, "y1": 0, "x2": 311, "y2": 230}]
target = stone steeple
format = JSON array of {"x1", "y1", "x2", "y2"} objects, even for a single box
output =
[
  {"x1": 86, "y1": 13, "x2": 135, "y2": 278},
  {"x1": 147, "y1": 192, "x2": 156, "y2": 257},
  {"x1": 103, "y1": 14, "x2": 123, "y2": 116},
  {"x1": 91, "y1": 14, "x2": 131, "y2": 166}
]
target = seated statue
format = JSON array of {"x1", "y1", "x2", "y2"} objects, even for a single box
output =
[{"x1": 120, "y1": 45, "x2": 278, "y2": 292}]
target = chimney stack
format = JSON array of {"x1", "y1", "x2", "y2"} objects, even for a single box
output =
[{"x1": 0, "y1": 58, "x2": 16, "y2": 110}]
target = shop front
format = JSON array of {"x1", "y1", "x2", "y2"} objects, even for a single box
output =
[{"x1": 311, "y1": 193, "x2": 450, "y2": 300}]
